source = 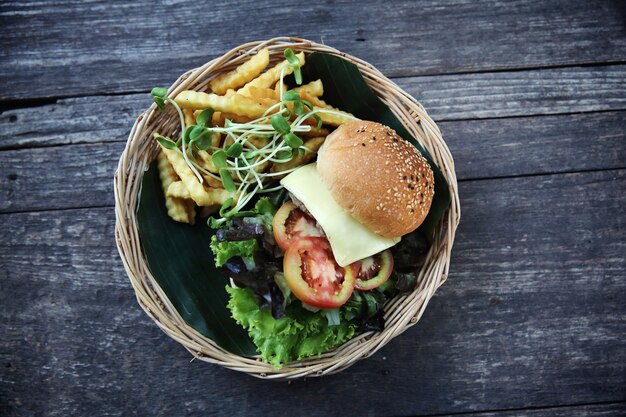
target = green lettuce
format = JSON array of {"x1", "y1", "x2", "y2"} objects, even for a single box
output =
[
  {"x1": 226, "y1": 286, "x2": 358, "y2": 368},
  {"x1": 209, "y1": 237, "x2": 258, "y2": 267}
]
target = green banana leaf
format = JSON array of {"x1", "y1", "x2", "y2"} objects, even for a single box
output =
[
  {"x1": 136, "y1": 52, "x2": 451, "y2": 355},
  {"x1": 137, "y1": 164, "x2": 258, "y2": 355}
]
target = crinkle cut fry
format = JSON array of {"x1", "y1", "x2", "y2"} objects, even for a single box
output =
[
  {"x1": 298, "y1": 91, "x2": 356, "y2": 126},
  {"x1": 241, "y1": 85, "x2": 279, "y2": 100},
  {"x1": 183, "y1": 109, "x2": 196, "y2": 128},
  {"x1": 166, "y1": 180, "x2": 190, "y2": 199},
  {"x1": 160, "y1": 143, "x2": 238, "y2": 207},
  {"x1": 210, "y1": 48, "x2": 270, "y2": 95},
  {"x1": 270, "y1": 136, "x2": 326, "y2": 178},
  {"x1": 293, "y1": 79, "x2": 324, "y2": 98},
  {"x1": 156, "y1": 151, "x2": 195, "y2": 224},
  {"x1": 166, "y1": 181, "x2": 220, "y2": 218},
  {"x1": 175, "y1": 90, "x2": 277, "y2": 119},
  {"x1": 237, "y1": 52, "x2": 305, "y2": 96}
]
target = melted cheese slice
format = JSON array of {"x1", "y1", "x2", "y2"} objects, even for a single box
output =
[{"x1": 280, "y1": 164, "x2": 400, "y2": 266}]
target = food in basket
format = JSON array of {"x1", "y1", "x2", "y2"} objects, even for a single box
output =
[{"x1": 148, "y1": 46, "x2": 435, "y2": 368}]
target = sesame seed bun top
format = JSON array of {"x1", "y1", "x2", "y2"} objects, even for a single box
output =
[{"x1": 316, "y1": 120, "x2": 434, "y2": 238}]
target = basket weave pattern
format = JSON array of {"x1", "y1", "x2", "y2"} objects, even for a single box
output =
[{"x1": 114, "y1": 37, "x2": 460, "y2": 379}]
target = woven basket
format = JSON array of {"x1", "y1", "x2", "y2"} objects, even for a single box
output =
[{"x1": 114, "y1": 37, "x2": 460, "y2": 379}]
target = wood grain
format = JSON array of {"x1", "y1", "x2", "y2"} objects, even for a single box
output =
[
  {"x1": 441, "y1": 111, "x2": 626, "y2": 179},
  {"x1": 0, "y1": 142, "x2": 125, "y2": 213},
  {"x1": 1, "y1": 0, "x2": 625, "y2": 100},
  {"x1": 0, "y1": 95, "x2": 146, "y2": 149},
  {"x1": 436, "y1": 403, "x2": 626, "y2": 417},
  {"x1": 1, "y1": 169, "x2": 624, "y2": 416},
  {"x1": 1, "y1": 64, "x2": 625, "y2": 151},
  {"x1": 397, "y1": 65, "x2": 626, "y2": 121},
  {"x1": 3, "y1": 110, "x2": 626, "y2": 213}
]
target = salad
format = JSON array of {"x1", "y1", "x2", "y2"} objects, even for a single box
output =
[{"x1": 148, "y1": 47, "x2": 434, "y2": 367}]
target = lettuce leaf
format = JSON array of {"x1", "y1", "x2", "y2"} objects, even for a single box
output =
[
  {"x1": 253, "y1": 196, "x2": 278, "y2": 217},
  {"x1": 226, "y1": 286, "x2": 358, "y2": 368},
  {"x1": 210, "y1": 237, "x2": 259, "y2": 267}
]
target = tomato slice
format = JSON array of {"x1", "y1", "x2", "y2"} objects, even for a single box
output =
[
  {"x1": 284, "y1": 237, "x2": 355, "y2": 308},
  {"x1": 352, "y1": 250, "x2": 394, "y2": 290},
  {"x1": 273, "y1": 200, "x2": 324, "y2": 251}
]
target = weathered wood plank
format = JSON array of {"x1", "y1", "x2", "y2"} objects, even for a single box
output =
[
  {"x1": 442, "y1": 111, "x2": 626, "y2": 179},
  {"x1": 1, "y1": 0, "x2": 625, "y2": 100},
  {"x1": 397, "y1": 65, "x2": 626, "y2": 121},
  {"x1": 1, "y1": 64, "x2": 625, "y2": 151},
  {"x1": 437, "y1": 403, "x2": 626, "y2": 417},
  {"x1": 2, "y1": 111, "x2": 625, "y2": 213},
  {"x1": 0, "y1": 94, "x2": 147, "y2": 149},
  {"x1": 1, "y1": 170, "x2": 624, "y2": 416},
  {"x1": 0, "y1": 142, "x2": 125, "y2": 213}
]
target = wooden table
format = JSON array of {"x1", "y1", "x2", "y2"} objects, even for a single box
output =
[{"x1": 1, "y1": 1, "x2": 625, "y2": 416}]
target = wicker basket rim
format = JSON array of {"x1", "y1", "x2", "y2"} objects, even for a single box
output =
[{"x1": 114, "y1": 37, "x2": 460, "y2": 380}]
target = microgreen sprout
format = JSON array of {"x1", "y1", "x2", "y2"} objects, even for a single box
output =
[
  {"x1": 150, "y1": 49, "x2": 359, "y2": 224},
  {"x1": 284, "y1": 48, "x2": 303, "y2": 85}
]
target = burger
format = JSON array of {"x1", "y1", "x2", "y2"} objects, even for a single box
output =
[
  {"x1": 212, "y1": 120, "x2": 435, "y2": 367},
  {"x1": 275, "y1": 120, "x2": 434, "y2": 307}
]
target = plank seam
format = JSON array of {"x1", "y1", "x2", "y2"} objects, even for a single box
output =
[
  {"x1": 438, "y1": 108, "x2": 626, "y2": 124},
  {"x1": 404, "y1": 399, "x2": 626, "y2": 417},
  {"x1": 457, "y1": 166, "x2": 626, "y2": 184},
  {"x1": 2, "y1": 108, "x2": 625, "y2": 152},
  {"x1": 1, "y1": 168, "x2": 624, "y2": 216},
  {"x1": 2, "y1": 61, "x2": 625, "y2": 109},
  {"x1": 388, "y1": 59, "x2": 626, "y2": 80}
]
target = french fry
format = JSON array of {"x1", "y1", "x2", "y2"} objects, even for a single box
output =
[
  {"x1": 222, "y1": 136, "x2": 269, "y2": 153},
  {"x1": 211, "y1": 111, "x2": 253, "y2": 125},
  {"x1": 251, "y1": 159, "x2": 271, "y2": 174},
  {"x1": 274, "y1": 82, "x2": 287, "y2": 95},
  {"x1": 238, "y1": 52, "x2": 305, "y2": 96},
  {"x1": 251, "y1": 96, "x2": 277, "y2": 109},
  {"x1": 279, "y1": 102, "x2": 331, "y2": 135},
  {"x1": 160, "y1": 144, "x2": 238, "y2": 207},
  {"x1": 210, "y1": 48, "x2": 270, "y2": 95},
  {"x1": 175, "y1": 90, "x2": 277, "y2": 119},
  {"x1": 314, "y1": 109, "x2": 356, "y2": 126},
  {"x1": 167, "y1": 180, "x2": 221, "y2": 215},
  {"x1": 219, "y1": 136, "x2": 271, "y2": 175},
  {"x1": 189, "y1": 112, "x2": 222, "y2": 146},
  {"x1": 166, "y1": 181, "x2": 190, "y2": 199},
  {"x1": 270, "y1": 136, "x2": 325, "y2": 178},
  {"x1": 202, "y1": 173, "x2": 224, "y2": 188},
  {"x1": 246, "y1": 136, "x2": 270, "y2": 149},
  {"x1": 195, "y1": 149, "x2": 219, "y2": 173},
  {"x1": 183, "y1": 109, "x2": 196, "y2": 127},
  {"x1": 219, "y1": 136, "x2": 270, "y2": 162},
  {"x1": 157, "y1": 151, "x2": 195, "y2": 224},
  {"x1": 242, "y1": 86, "x2": 279, "y2": 100},
  {"x1": 202, "y1": 187, "x2": 239, "y2": 206},
  {"x1": 293, "y1": 79, "x2": 324, "y2": 98},
  {"x1": 297, "y1": 91, "x2": 356, "y2": 126},
  {"x1": 299, "y1": 125, "x2": 329, "y2": 138}
]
